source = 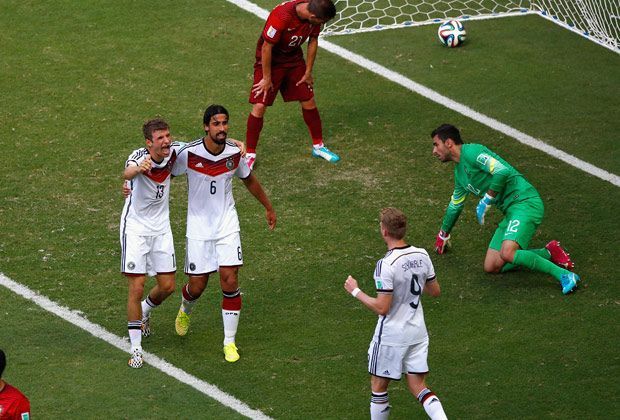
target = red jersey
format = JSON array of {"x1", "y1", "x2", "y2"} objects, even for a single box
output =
[
  {"x1": 255, "y1": 0, "x2": 322, "y2": 67},
  {"x1": 0, "y1": 384, "x2": 30, "y2": 420}
]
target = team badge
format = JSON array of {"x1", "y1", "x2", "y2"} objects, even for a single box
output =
[
  {"x1": 476, "y1": 154, "x2": 490, "y2": 166},
  {"x1": 127, "y1": 262, "x2": 136, "y2": 270},
  {"x1": 226, "y1": 158, "x2": 234, "y2": 170},
  {"x1": 266, "y1": 25, "x2": 277, "y2": 38},
  {"x1": 189, "y1": 263, "x2": 196, "y2": 271}
]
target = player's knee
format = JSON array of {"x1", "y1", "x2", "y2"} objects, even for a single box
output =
[
  {"x1": 499, "y1": 248, "x2": 516, "y2": 264},
  {"x1": 252, "y1": 103, "x2": 266, "y2": 117},
  {"x1": 483, "y1": 261, "x2": 502, "y2": 274},
  {"x1": 162, "y1": 281, "x2": 175, "y2": 296}
]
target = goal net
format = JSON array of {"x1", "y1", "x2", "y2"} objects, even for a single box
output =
[{"x1": 323, "y1": 0, "x2": 620, "y2": 54}]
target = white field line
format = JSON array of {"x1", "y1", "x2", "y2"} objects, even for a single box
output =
[
  {"x1": 225, "y1": 0, "x2": 620, "y2": 188},
  {"x1": 0, "y1": 273, "x2": 272, "y2": 420}
]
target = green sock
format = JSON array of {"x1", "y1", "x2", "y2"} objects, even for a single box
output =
[
  {"x1": 512, "y1": 249, "x2": 567, "y2": 281},
  {"x1": 500, "y1": 248, "x2": 550, "y2": 273}
]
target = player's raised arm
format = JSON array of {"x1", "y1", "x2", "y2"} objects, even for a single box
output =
[{"x1": 123, "y1": 155, "x2": 152, "y2": 180}]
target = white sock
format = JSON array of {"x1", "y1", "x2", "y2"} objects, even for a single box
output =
[
  {"x1": 222, "y1": 309, "x2": 240, "y2": 345},
  {"x1": 370, "y1": 392, "x2": 390, "y2": 420},
  {"x1": 128, "y1": 321, "x2": 142, "y2": 349},
  {"x1": 141, "y1": 295, "x2": 157, "y2": 318},
  {"x1": 313, "y1": 142, "x2": 324, "y2": 149},
  {"x1": 418, "y1": 388, "x2": 447, "y2": 420}
]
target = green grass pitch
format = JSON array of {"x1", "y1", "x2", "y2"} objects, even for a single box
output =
[{"x1": 1, "y1": 0, "x2": 618, "y2": 418}]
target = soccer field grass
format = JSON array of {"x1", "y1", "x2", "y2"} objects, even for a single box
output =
[{"x1": 1, "y1": 0, "x2": 619, "y2": 418}]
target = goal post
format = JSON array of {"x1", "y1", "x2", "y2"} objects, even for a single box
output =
[{"x1": 323, "y1": 0, "x2": 620, "y2": 54}]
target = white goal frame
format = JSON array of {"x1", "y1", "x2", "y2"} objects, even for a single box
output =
[{"x1": 322, "y1": 1, "x2": 620, "y2": 55}]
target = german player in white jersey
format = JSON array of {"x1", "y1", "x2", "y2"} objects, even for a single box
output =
[
  {"x1": 172, "y1": 104, "x2": 276, "y2": 363},
  {"x1": 120, "y1": 118, "x2": 182, "y2": 368},
  {"x1": 344, "y1": 208, "x2": 448, "y2": 420}
]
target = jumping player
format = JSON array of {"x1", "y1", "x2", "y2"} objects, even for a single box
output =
[
  {"x1": 246, "y1": 0, "x2": 339, "y2": 169},
  {"x1": 344, "y1": 208, "x2": 448, "y2": 420},
  {"x1": 431, "y1": 123, "x2": 580, "y2": 294},
  {"x1": 173, "y1": 105, "x2": 276, "y2": 363}
]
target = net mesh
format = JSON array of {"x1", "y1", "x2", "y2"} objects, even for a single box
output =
[{"x1": 323, "y1": 0, "x2": 620, "y2": 53}]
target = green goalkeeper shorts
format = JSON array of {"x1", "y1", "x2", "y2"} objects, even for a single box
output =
[{"x1": 488, "y1": 196, "x2": 544, "y2": 251}]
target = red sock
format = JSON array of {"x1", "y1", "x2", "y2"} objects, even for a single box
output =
[
  {"x1": 222, "y1": 289, "x2": 242, "y2": 310},
  {"x1": 246, "y1": 113, "x2": 264, "y2": 154},
  {"x1": 182, "y1": 284, "x2": 196, "y2": 301},
  {"x1": 302, "y1": 107, "x2": 323, "y2": 146}
]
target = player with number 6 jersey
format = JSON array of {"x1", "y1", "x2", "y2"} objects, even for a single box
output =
[
  {"x1": 172, "y1": 105, "x2": 276, "y2": 363},
  {"x1": 431, "y1": 124, "x2": 580, "y2": 295}
]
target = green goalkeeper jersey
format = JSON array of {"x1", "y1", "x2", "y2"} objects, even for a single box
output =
[{"x1": 441, "y1": 143, "x2": 540, "y2": 233}]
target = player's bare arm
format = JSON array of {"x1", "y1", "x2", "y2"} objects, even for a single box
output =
[
  {"x1": 297, "y1": 37, "x2": 318, "y2": 87},
  {"x1": 253, "y1": 42, "x2": 274, "y2": 102},
  {"x1": 344, "y1": 275, "x2": 392, "y2": 315},
  {"x1": 241, "y1": 173, "x2": 276, "y2": 230},
  {"x1": 424, "y1": 279, "x2": 441, "y2": 297},
  {"x1": 123, "y1": 155, "x2": 152, "y2": 180}
]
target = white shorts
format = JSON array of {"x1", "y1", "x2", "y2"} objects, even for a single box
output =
[
  {"x1": 185, "y1": 232, "x2": 243, "y2": 275},
  {"x1": 367, "y1": 338, "x2": 429, "y2": 380},
  {"x1": 121, "y1": 231, "x2": 176, "y2": 276}
]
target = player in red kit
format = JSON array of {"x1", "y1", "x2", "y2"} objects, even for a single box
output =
[
  {"x1": 0, "y1": 350, "x2": 30, "y2": 420},
  {"x1": 246, "y1": 0, "x2": 339, "y2": 169}
]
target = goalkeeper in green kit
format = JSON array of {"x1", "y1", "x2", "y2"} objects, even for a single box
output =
[{"x1": 431, "y1": 124, "x2": 580, "y2": 294}]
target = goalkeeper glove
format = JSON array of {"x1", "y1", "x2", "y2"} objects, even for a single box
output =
[
  {"x1": 435, "y1": 230, "x2": 451, "y2": 254},
  {"x1": 476, "y1": 193, "x2": 495, "y2": 225}
]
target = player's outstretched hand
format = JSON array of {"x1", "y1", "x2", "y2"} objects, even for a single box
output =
[
  {"x1": 344, "y1": 275, "x2": 359, "y2": 294},
  {"x1": 476, "y1": 193, "x2": 494, "y2": 224},
  {"x1": 434, "y1": 230, "x2": 451, "y2": 254},
  {"x1": 266, "y1": 208, "x2": 277, "y2": 230}
]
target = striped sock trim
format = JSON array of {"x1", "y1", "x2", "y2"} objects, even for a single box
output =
[
  {"x1": 417, "y1": 388, "x2": 434, "y2": 404},
  {"x1": 222, "y1": 288, "x2": 241, "y2": 299},
  {"x1": 128, "y1": 320, "x2": 142, "y2": 330},
  {"x1": 371, "y1": 391, "x2": 389, "y2": 404},
  {"x1": 145, "y1": 295, "x2": 158, "y2": 308}
]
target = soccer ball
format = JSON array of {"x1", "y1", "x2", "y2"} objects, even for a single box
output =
[{"x1": 438, "y1": 20, "x2": 466, "y2": 47}]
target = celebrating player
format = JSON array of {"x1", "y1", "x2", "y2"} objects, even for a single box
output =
[
  {"x1": 344, "y1": 208, "x2": 448, "y2": 420},
  {"x1": 120, "y1": 118, "x2": 183, "y2": 368},
  {"x1": 172, "y1": 104, "x2": 276, "y2": 363},
  {"x1": 245, "y1": 0, "x2": 339, "y2": 169},
  {"x1": 431, "y1": 123, "x2": 580, "y2": 294}
]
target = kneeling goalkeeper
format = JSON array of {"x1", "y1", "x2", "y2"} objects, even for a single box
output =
[{"x1": 431, "y1": 123, "x2": 580, "y2": 294}]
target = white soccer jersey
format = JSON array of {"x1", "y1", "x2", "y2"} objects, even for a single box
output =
[
  {"x1": 372, "y1": 245, "x2": 436, "y2": 346},
  {"x1": 172, "y1": 138, "x2": 250, "y2": 240},
  {"x1": 119, "y1": 143, "x2": 181, "y2": 236}
]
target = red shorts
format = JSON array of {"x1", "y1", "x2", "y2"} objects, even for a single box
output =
[{"x1": 249, "y1": 61, "x2": 314, "y2": 106}]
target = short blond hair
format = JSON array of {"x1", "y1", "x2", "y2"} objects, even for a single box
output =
[{"x1": 380, "y1": 207, "x2": 407, "y2": 240}]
